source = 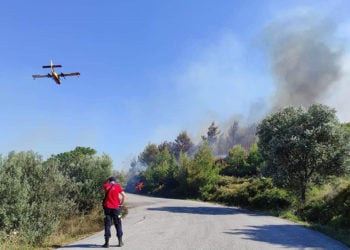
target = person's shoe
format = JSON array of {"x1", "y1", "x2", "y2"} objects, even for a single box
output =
[
  {"x1": 102, "y1": 237, "x2": 109, "y2": 248},
  {"x1": 118, "y1": 237, "x2": 124, "y2": 247}
]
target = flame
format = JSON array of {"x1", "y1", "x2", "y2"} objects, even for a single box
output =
[{"x1": 135, "y1": 181, "x2": 144, "y2": 192}]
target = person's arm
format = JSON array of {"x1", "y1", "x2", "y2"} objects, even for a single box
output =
[{"x1": 119, "y1": 191, "x2": 126, "y2": 206}]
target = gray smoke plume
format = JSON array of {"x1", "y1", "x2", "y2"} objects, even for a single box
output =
[
  {"x1": 264, "y1": 16, "x2": 343, "y2": 111},
  {"x1": 213, "y1": 16, "x2": 346, "y2": 156}
]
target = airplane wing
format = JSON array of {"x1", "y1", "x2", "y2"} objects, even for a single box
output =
[
  {"x1": 60, "y1": 72, "x2": 80, "y2": 77},
  {"x1": 32, "y1": 74, "x2": 51, "y2": 79},
  {"x1": 43, "y1": 65, "x2": 62, "y2": 68}
]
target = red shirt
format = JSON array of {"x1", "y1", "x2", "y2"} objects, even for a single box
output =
[{"x1": 103, "y1": 183, "x2": 123, "y2": 209}]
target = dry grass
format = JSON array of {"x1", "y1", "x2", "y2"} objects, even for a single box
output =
[{"x1": 45, "y1": 205, "x2": 105, "y2": 249}]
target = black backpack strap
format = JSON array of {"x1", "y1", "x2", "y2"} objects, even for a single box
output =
[{"x1": 103, "y1": 184, "x2": 114, "y2": 207}]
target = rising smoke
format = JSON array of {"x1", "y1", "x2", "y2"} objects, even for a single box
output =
[
  {"x1": 263, "y1": 16, "x2": 343, "y2": 111},
  {"x1": 130, "y1": 15, "x2": 347, "y2": 167},
  {"x1": 213, "y1": 16, "x2": 345, "y2": 156}
]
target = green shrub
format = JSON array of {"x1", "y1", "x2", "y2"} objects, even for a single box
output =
[
  {"x1": 214, "y1": 177, "x2": 249, "y2": 205},
  {"x1": 0, "y1": 151, "x2": 74, "y2": 245},
  {"x1": 215, "y1": 177, "x2": 293, "y2": 210},
  {"x1": 330, "y1": 215, "x2": 350, "y2": 228},
  {"x1": 299, "y1": 199, "x2": 329, "y2": 224},
  {"x1": 244, "y1": 178, "x2": 274, "y2": 197},
  {"x1": 249, "y1": 188, "x2": 293, "y2": 209},
  {"x1": 299, "y1": 183, "x2": 350, "y2": 229},
  {"x1": 0, "y1": 148, "x2": 113, "y2": 246},
  {"x1": 232, "y1": 187, "x2": 251, "y2": 206}
]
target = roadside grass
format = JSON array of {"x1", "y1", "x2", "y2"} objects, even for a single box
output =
[
  {"x1": 45, "y1": 205, "x2": 105, "y2": 249},
  {"x1": 45, "y1": 205, "x2": 128, "y2": 249}
]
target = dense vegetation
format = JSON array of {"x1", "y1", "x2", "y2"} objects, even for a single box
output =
[
  {"x1": 1, "y1": 104, "x2": 349, "y2": 248},
  {"x1": 126, "y1": 104, "x2": 350, "y2": 245},
  {"x1": 0, "y1": 147, "x2": 114, "y2": 247}
]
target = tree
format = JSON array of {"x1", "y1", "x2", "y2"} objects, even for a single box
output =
[
  {"x1": 221, "y1": 145, "x2": 248, "y2": 177},
  {"x1": 221, "y1": 143, "x2": 262, "y2": 177},
  {"x1": 246, "y1": 143, "x2": 263, "y2": 176},
  {"x1": 139, "y1": 143, "x2": 160, "y2": 166},
  {"x1": 53, "y1": 147, "x2": 113, "y2": 211},
  {"x1": 201, "y1": 122, "x2": 220, "y2": 145},
  {"x1": 217, "y1": 121, "x2": 239, "y2": 155},
  {"x1": 143, "y1": 147, "x2": 177, "y2": 195},
  {"x1": 174, "y1": 151, "x2": 191, "y2": 196},
  {"x1": 187, "y1": 142, "x2": 219, "y2": 200},
  {"x1": 158, "y1": 141, "x2": 173, "y2": 153},
  {"x1": 54, "y1": 146, "x2": 97, "y2": 178},
  {"x1": 256, "y1": 104, "x2": 349, "y2": 203},
  {"x1": 0, "y1": 151, "x2": 73, "y2": 244},
  {"x1": 173, "y1": 131, "x2": 194, "y2": 158}
]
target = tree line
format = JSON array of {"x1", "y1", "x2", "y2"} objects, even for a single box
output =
[{"x1": 127, "y1": 104, "x2": 349, "y2": 209}]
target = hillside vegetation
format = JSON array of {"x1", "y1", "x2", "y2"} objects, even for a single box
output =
[
  {"x1": 126, "y1": 104, "x2": 350, "y2": 246},
  {"x1": 1, "y1": 104, "x2": 349, "y2": 248}
]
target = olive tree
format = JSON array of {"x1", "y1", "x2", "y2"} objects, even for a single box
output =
[
  {"x1": 0, "y1": 151, "x2": 73, "y2": 244},
  {"x1": 53, "y1": 147, "x2": 113, "y2": 212},
  {"x1": 256, "y1": 104, "x2": 349, "y2": 203}
]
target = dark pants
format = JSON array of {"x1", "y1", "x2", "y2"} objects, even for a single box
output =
[{"x1": 104, "y1": 207, "x2": 123, "y2": 239}]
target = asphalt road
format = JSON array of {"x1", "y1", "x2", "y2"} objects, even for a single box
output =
[{"x1": 57, "y1": 193, "x2": 349, "y2": 250}]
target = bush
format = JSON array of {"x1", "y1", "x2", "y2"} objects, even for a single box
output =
[
  {"x1": 299, "y1": 183, "x2": 350, "y2": 229},
  {"x1": 249, "y1": 188, "x2": 294, "y2": 209},
  {"x1": 230, "y1": 187, "x2": 251, "y2": 206},
  {"x1": 0, "y1": 151, "x2": 74, "y2": 245},
  {"x1": 299, "y1": 198, "x2": 341, "y2": 225},
  {"x1": 244, "y1": 178, "x2": 274, "y2": 197},
  {"x1": 215, "y1": 177, "x2": 249, "y2": 204},
  {"x1": 0, "y1": 148, "x2": 113, "y2": 246},
  {"x1": 214, "y1": 177, "x2": 293, "y2": 210}
]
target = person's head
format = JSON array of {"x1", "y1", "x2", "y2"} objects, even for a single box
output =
[{"x1": 109, "y1": 176, "x2": 116, "y2": 183}]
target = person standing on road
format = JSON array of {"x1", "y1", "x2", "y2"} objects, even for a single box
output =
[{"x1": 102, "y1": 176, "x2": 126, "y2": 248}]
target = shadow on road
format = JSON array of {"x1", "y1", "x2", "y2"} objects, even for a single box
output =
[
  {"x1": 225, "y1": 224, "x2": 348, "y2": 249},
  {"x1": 148, "y1": 206, "x2": 247, "y2": 215},
  {"x1": 54, "y1": 243, "x2": 119, "y2": 248},
  {"x1": 53, "y1": 244, "x2": 118, "y2": 249},
  {"x1": 54, "y1": 244, "x2": 100, "y2": 248}
]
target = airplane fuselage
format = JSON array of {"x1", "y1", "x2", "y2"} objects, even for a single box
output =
[{"x1": 51, "y1": 69, "x2": 61, "y2": 84}]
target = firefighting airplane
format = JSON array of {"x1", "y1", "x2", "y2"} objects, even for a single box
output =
[{"x1": 32, "y1": 60, "x2": 80, "y2": 85}]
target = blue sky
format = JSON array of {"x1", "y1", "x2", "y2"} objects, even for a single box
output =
[{"x1": 1, "y1": 1, "x2": 349, "y2": 170}]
